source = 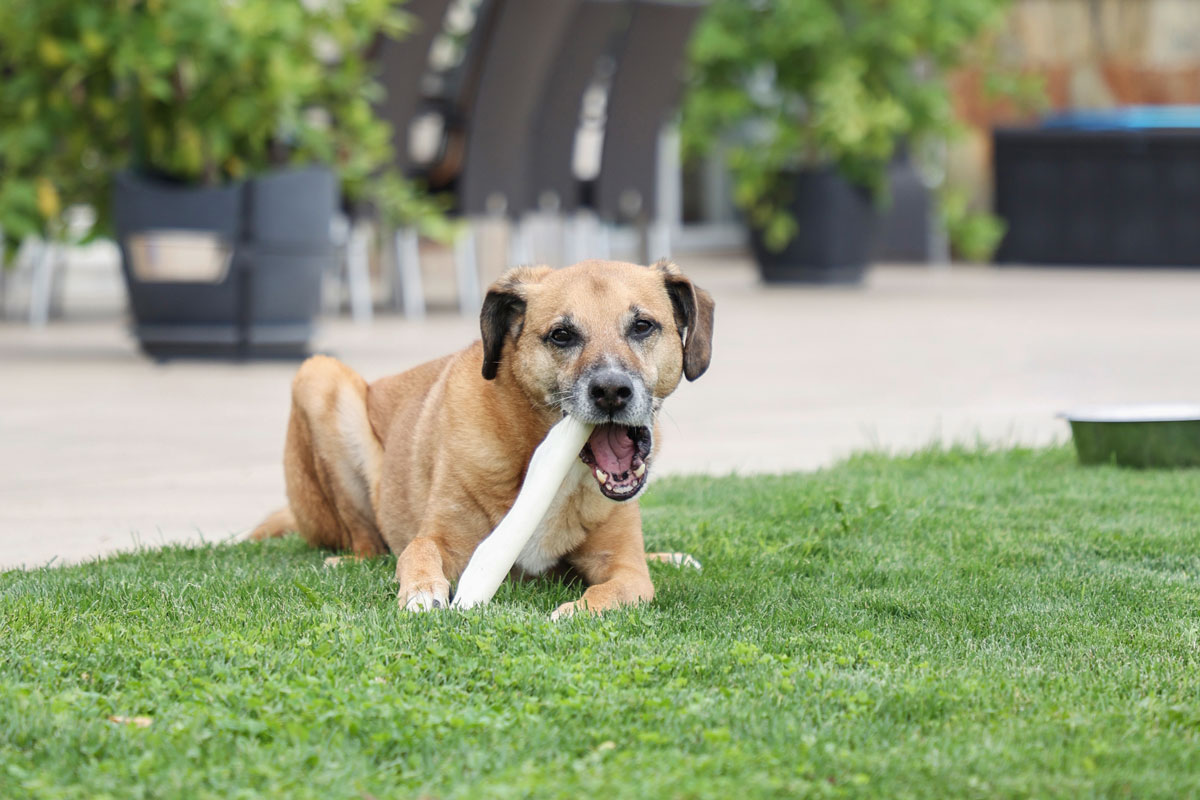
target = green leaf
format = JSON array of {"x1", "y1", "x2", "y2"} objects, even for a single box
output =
[
  {"x1": 682, "y1": 0, "x2": 1019, "y2": 252},
  {"x1": 0, "y1": 0, "x2": 448, "y2": 241}
]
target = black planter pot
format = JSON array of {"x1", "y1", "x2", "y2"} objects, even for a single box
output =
[
  {"x1": 113, "y1": 167, "x2": 335, "y2": 359},
  {"x1": 873, "y1": 147, "x2": 936, "y2": 263},
  {"x1": 749, "y1": 168, "x2": 879, "y2": 284}
]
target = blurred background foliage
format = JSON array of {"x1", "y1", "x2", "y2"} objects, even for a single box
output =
[
  {"x1": 1, "y1": 0, "x2": 1047, "y2": 264},
  {"x1": 683, "y1": 0, "x2": 1031, "y2": 260},
  {"x1": 0, "y1": 0, "x2": 453, "y2": 258}
]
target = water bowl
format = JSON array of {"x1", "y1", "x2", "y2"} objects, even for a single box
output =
[{"x1": 1061, "y1": 404, "x2": 1200, "y2": 468}]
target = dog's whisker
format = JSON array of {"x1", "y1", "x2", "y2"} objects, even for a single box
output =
[{"x1": 659, "y1": 407, "x2": 684, "y2": 434}]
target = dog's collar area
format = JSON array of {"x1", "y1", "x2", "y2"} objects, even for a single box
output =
[{"x1": 579, "y1": 423, "x2": 652, "y2": 500}]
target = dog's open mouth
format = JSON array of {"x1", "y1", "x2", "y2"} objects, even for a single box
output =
[{"x1": 579, "y1": 424, "x2": 652, "y2": 500}]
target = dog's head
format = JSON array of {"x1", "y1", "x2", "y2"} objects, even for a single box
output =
[{"x1": 480, "y1": 259, "x2": 714, "y2": 501}]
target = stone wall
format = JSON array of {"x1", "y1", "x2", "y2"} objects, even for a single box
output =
[{"x1": 949, "y1": 0, "x2": 1200, "y2": 211}]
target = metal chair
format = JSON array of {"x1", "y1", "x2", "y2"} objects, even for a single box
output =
[
  {"x1": 525, "y1": 0, "x2": 630, "y2": 265},
  {"x1": 594, "y1": 0, "x2": 703, "y2": 263},
  {"x1": 375, "y1": 0, "x2": 454, "y2": 175},
  {"x1": 343, "y1": 0, "x2": 451, "y2": 322},
  {"x1": 5, "y1": 237, "x2": 63, "y2": 326},
  {"x1": 527, "y1": 0, "x2": 629, "y2": 215},
  {"x1": 458, "y1": 0, "x2": 580, "y2": 219},
  {"x1": 454, "y1": 0, "x2": 580, "y2": 308}
]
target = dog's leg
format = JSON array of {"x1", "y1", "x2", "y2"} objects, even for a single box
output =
[
  {"x1": 248, "y1": 507, "x2": 297, "y2": 541},
  {"x1": 396, "y1": 537, "x2": 455, "y2": 611},
  {"x1": 283, "y1": 356, "x2": 388, "y2": 557},
  {"x1": 552, "y1": 506, "x2": 654, "y2": 620}
]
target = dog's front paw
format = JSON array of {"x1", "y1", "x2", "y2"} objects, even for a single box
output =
[
  {"x1": 550, "y1": 601, "x2": 578, "y2": 622},
  {"x1": 401, "y1": 580, "x2": 451, "y2": 612},
  {"x1": 550, "y1": 598, "x2": 597, "y2": 621}
]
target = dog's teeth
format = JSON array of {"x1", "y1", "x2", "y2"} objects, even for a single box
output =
[
  {"x1": 633, "y1": 463, "x2": 646, "y2": 478},
  {"x1": 595, "y1": 468, "x2": 608, "y2": 482}
]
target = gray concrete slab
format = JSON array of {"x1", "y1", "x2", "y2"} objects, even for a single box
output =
[{"x1": 4, "y1": 255, "x2": 1200, "y2": 569}]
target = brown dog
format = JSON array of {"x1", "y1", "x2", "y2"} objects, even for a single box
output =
[{"x1": 250, "y1": 259, "x2": 714, "y2": 618}]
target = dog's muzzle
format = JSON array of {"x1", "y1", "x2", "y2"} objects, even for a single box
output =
[{"x1": 569, "y1": 366, "x2": 654, "y2": 501}]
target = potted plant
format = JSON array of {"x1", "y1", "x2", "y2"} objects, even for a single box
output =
[
  {"x1": 0, "y1": 0, "x2": 447, "y2": 356},
  {"x1": 683, "y1": 0, "x2": 1011, "y2": 284}
]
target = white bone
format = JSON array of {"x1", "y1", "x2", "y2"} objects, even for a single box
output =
[{"x1": 451, "y1": 415, "x2": 595, "y2": 609}]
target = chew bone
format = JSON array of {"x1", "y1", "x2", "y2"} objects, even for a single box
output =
[{"x1": 451, "y1": 415, "x2": 595, "y2": 609}]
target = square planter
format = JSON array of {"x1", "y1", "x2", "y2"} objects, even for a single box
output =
[
  {"x1": 994, "y1": 109, "x2": 1200, "y2": 267},
  {"x1": 749, "y1": 168, "x2": 878, "y2": 284},
  {"x1": 114, "y1": 167, "x2": 336, "y2": 359}
]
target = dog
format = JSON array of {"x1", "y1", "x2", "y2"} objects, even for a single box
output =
[{"x1": 250, "y1": 258, "x2": 714, "y2": 618}]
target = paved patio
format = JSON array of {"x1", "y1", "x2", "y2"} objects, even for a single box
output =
[{"x1": 4, "y1": 253, "x2": 1200, "y2": 569}]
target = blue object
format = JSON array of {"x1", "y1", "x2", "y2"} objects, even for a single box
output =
[{"x1": 1041, "y1": 105, "x2": 1200, "y2": 130}]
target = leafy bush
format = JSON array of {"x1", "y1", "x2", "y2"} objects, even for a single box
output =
[
  {"x1": 683, "y1": 0, "x2": 1014, "y2": 257},
  {"x1": 0, "y1": 0, "x2": 451, "y2": 257}
]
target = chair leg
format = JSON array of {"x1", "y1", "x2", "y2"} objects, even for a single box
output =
[
  {"x1": 561, "y1": 214, "x2": 580, "y2": 266},
  {"x1": 454, "y1": 225, "x2": 482, "y2": 315},
  {"x1": 569, "y1": 214, "x2": 610, "y2": 261},
  {"x1": 392, "y1": 227, "x2": 425, "y2": 319},
  {"x1": 648, "y1": 218, "x2": 672, "y2": 263},
  {"x1": 346, "y1": 220, "x2": 373, "y2": 325},
  {"x1": 520, "y1": 212, "x2": 560, "y2": 267},
  {"x1": 507, "y1": 217, "x2": 533, "y2": 267},
  {"x1": 929, "y1": 212, "x2": 951, "y2": 270},
  {"x1": 28, "y1": 241, "x2": 54, "y2": 327},
  {"x1": 48, "y1": 246, "x2": 68, "y2": 320},
  {"x1": 634, "y1": 215, "x2": 650, "y2": 265},
  {"x1": 326, "y1": 213, "x2": 350, "y2": 315},
  {"x1": 596, "y1": 223, "x2": 613, "y2": 260},
  {"x1": 564, "y1": 212, "x2": 604, "y2": 265},
  {"x1": 0, "y1": 237, "x2": 7, "y2": 321},
  {"x1": 650, "y1": 121, "x2": 682, "y2": 263}
]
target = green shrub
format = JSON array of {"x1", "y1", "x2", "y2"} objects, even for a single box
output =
[
  {"x1": 683, "y1": 0, "x2": 1015, "y2": 258},
  {"x1": 0, "y1": 0, "x2": 451, "y2": 257}
]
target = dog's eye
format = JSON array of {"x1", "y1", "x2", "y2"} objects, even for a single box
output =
[
  {"x1": 630, "y1": 319, "x2": 656, "y2": 338},
  {"x1": 547, "y1": 327, "x2": 576, "y2": 347}
]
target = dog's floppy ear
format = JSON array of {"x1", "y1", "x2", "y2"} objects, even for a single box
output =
[
  {"x1": 653, "y1": 259, "x2": 715, "y2": 381},
  {"x1": 480, "y1": 265, "x2": 552, "y2": 380}
]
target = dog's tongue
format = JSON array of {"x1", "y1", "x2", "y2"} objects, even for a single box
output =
[{"x1": 588, "y1": 424, "x2": 636, "y2": 475}]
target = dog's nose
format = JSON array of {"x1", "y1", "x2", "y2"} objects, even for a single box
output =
[{"x1": 588, "y1": 370, "x2": 634, "y2": 414}]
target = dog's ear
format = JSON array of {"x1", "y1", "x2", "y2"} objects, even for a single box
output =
[
  {"x1": 480, "y1": 265, "x2": 552, "y2": 380},
  {"x1": 653, "y1": 259, "x2": 715, "y2": 381}
]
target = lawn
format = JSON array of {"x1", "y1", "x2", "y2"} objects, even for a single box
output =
[{"x1": 2, "y1": 446, "x2": 1199, "y2": 799}]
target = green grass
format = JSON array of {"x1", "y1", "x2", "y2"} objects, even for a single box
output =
[{"x1": 3, "y1": 446, "x2": 1200, "y2": 799}]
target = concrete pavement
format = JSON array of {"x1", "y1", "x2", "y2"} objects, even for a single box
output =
[{"x1": 4, "y1": 254, "x2": 1200, "y2": 569}]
